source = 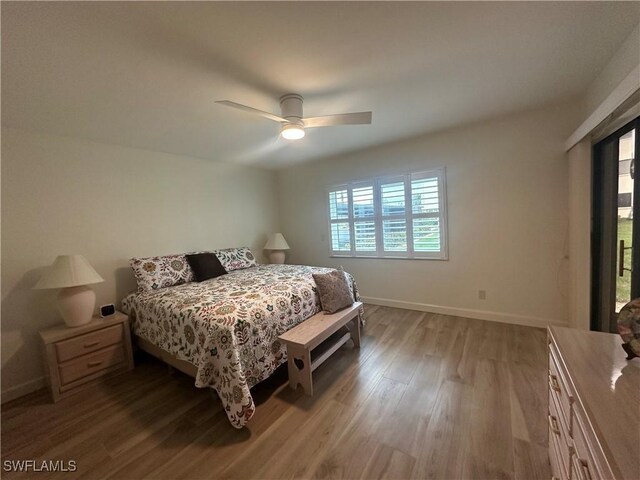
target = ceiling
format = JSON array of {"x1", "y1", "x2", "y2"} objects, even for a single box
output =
[{"x1": 2, "y1": 2, "x2": 638, "y2": 169}]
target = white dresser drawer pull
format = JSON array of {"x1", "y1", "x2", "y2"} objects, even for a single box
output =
[
  {"x1": 87, "y1": 360, "x2": 103, "y2": 368},
  {"x1": 549, "y1": 374, "x2": 561, "y2": 393},
  {"x1": 84, "y1": 341, "x2": 100, "y2": 348},
  {"x1": 548, "y1": 414, "x2": 561, "y2": 436}
]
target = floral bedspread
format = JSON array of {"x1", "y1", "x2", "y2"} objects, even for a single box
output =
[{"x1": 121, "y1": 264, "x2": 361, "y2": 428}]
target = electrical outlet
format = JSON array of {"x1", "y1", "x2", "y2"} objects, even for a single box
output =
[{"x1": 478, "y1": 290, "x2": 487, "y2": 300}]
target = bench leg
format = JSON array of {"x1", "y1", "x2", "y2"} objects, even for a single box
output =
[
  {"x1": 300, "y1": 348, "x2": 313, "y2": 396},
  {"x1": 287, "y1": 351, "x2": 299, "y2": 392},
  {"x1": 287, "y1": 346, "x2": 313, "y2": 396},
  {"x1": 350, "y1": 316, "x2": 361, "y2": 348}
]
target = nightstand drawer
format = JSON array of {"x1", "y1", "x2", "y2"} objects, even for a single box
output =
[
  {"x1": 58, "y1": 344, "x2": 125, "y2": 386},
  {"x1": 41, "y1": 313, "x2": 133, "y2": 402},
  {"x1": 55, "y1": 324, "x2": 123, "y2": 363}
]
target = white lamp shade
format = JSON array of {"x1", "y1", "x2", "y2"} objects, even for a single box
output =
[
  {"x1": 264, "y1": 233, "x2": 290, "y2": 250},
  {"x1": 34, "y1": 255, "x2": 104, "y2": 290}
]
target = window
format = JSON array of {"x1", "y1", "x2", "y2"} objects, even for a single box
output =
[{"x1": 327, "y1": 168, "x2": 448, "y2": 259}]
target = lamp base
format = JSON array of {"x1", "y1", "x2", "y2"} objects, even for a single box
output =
[
  {"x1": 57, "y1": 286, "x2": 96, "y2": 327},
  {"x1": 268, "y1": 251, "x2": 286, "y2": 264}
]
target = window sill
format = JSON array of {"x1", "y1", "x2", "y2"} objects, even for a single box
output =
[{"x1": 330, "y1": 255, "x2": 448, "y2": 261}]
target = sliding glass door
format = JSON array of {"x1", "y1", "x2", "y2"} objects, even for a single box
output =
[{"x1": 592, "y1": 118, "x2": 640, "y2": 332}]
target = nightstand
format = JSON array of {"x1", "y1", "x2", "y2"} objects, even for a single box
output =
[{"x1": 40, "y1": 311, "x2": 134, "y2": 402}]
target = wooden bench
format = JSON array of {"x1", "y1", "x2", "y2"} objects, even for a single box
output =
[{"x1": 278, "y1": 301, "x2": 362, "y2": 396}]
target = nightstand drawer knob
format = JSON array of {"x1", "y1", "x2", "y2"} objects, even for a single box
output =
[
  {"x1": 88, "y1": 360, "x2": 103, "y2": 367},
  {"x1": 84, "y1": 341, "x2": 100, "y2": 348}
]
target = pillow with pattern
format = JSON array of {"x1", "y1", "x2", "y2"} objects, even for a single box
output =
[
  {"x1": 213, "y1": 247, "x2": 258, "y2": 271},
  {"x1": 129, "y1": 254, "x2": 195, "y2": 292},
  {"x1": 312, "y1": 269, "x2": 355, "y2": 314}
]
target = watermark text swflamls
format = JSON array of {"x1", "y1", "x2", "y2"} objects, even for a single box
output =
[{"x1": 3, "y1": 460, "x2": 77, "y2": 473}]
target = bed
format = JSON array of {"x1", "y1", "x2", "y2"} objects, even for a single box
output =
[{"x1": 121, "y1": 262, "x2": 361, "y2": 428}]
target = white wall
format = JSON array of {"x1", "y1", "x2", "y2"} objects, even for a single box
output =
[
  {"x1": 278, "y1": 101, "x2": 581, "y2": 327},
  {"x1": 567, "y1": 139, "x2": 592, "y2": 330},
  {"x1": 1, "y1": 127, "x2": 279, "y2": 401},
  {"x1": 584, "y1": 24, "x2": 640, "y2": 116}
]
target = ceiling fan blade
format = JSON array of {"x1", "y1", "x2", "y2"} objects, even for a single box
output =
[
  {"x1": 215, "y1": 100, "x2": 287, "y2": 123},
  {"x1": 303, "y1": 111, "x2": 372, "y2": 128}
]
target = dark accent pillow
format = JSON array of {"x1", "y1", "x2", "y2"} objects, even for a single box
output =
[
  {"x1": 185, "y1": 253, "x2": 227, "y2": 282},
  {"x1": 312, "y1": 269, "x2": 354, "y2": 314}
]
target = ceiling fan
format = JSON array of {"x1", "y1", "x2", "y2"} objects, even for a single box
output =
[{"x1": 215, "y1": 94, "x2": 372, "y2": 140}]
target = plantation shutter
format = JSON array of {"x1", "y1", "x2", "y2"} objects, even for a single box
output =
[
  {"x1": 379, "y1": 176, "x2": 409, "y2": 255},
  {"x1": 410, "y1": 170, "x2": 447, "y2": 259},
  {"x1": 327, "y1": 168, "x2": 447, "y2": 259},
  {"x1": 351, "y1": 182, "x2": 376, "y2": 255},
  {"x1": 328, "y1": 187, "x2": 351, "y2": 254}
]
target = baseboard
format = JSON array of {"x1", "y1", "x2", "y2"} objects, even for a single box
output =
[
  {"x1": 1, "y1": 376, "x2": 46, "y2": 404},
  {"x1": 360, "y1": 296, "x2": 568, "y2": 329}
]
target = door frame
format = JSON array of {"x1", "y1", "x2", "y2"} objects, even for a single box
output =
[{"x1": 591, "y1": 117, "x2": 639, "y2": 332}]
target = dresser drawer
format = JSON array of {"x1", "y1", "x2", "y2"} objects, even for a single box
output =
[
  {"x1": 571, "y1": 453, "x2": 593, "y2": 480},
  {"x1": 548, "y1": 343, "x2": 574, "y2": 434},
  {"x1": 549, "y1": 422, "x2": 568, "y2": 480},
  {"x1": 58, "y1": 344, "x2": 125, "y2": 386},
  {"x1": 572, "y1": 411, "x2": 599, "y2": 480},
  {"x1": 55, "y1": 324, "x2": 123, "y2": 363},
  {"x1": 549, "y1": 389, "x2": 572, "y2": 476},
  {"x1": 549, "y1": 375, "x2": 571, "y2": 438}
]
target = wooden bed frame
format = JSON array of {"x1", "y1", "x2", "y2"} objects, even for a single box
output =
[{"x1": 135, "y1": 335, "x2": 198, "y2": 378}]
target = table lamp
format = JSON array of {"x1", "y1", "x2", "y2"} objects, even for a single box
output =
[
  {"x1": 34, "y1": 255, "x2": 104, "y2": 327},
  {"x1": 264, "y1": 233, "x2": 290, "y2": 264}
]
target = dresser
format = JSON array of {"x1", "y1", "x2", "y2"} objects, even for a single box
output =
[
  {"x1": 548, "y1": 326, "x2": 639, "y2": 480},
  {"x1": 40, "y1": 312, "x2": 134, "y2": 402}
]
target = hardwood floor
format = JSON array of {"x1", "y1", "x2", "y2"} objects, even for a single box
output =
[{"x1": 1, "y1": 305, "x2": 551, "y2": 479}]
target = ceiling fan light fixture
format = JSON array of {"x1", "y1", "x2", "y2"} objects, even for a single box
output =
[
  {"x1": 216, "y1": 94, "x2": 372, "y2": 141},
  {"x1": 280, "y1": 123, "x2": 305, "y2": 140}
]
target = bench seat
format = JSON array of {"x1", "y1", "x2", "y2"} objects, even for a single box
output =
[{"x1": 278, "y1": 301, "x2": 362, "y2": 395}]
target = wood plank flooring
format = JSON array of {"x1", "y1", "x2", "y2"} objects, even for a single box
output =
[{"x1": 1, "y1": 305, "x2": 551, "y2": 480}]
